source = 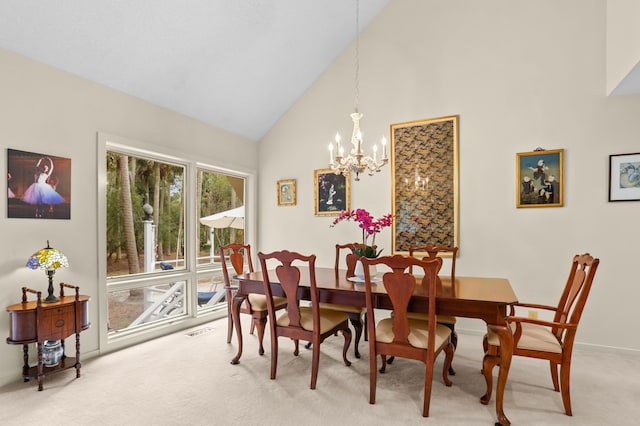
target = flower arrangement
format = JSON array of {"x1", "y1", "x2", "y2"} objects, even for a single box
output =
[{"x1": 330, "y1": 208, "x2": 393, "y2": 258}]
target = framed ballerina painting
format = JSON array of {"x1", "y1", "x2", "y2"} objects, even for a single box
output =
[{"x1": 7, "y1": 149, "x2": 71, "y2": 219}]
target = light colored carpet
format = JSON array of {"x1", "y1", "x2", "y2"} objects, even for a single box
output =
[{"x1": 1, "y1": 315, "x2": 638, "y2": 425}]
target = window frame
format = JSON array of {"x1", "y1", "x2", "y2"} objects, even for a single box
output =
[{"x1": 97, "y1": 132, "x2": 255, "y2": 353}]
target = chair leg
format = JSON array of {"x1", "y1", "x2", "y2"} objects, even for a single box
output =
[
  {"x1": 341, "y1": 327, "x2": 352, "y2": 367},
  {"x1": 254, "y1": 316, "x2": 267, "y2": 356},
  {"x1": 423, "y1": 361, "x2": 435, "y2": 417},
  {"x1": 348, "y1": 314, "x2": 362, "y2": 359},
  {"x1": 363, "y1": 312, "x2": 368, "y2": 341},
  {"x1": 226, "y1": 298, "x2": 233, "y2": 344},
  {"x1": 447, "y1": 323, "x2": 457, "y2": 376},
  {"x1": 560, "y1": 362, "x2": 573, "y2": 416},
  {"x1": 310, "y1": 338, "x2": 320, "y2": 390},
  {"x1": 270, "y1": 335, "x2": 278, "y2": 380},
  {"x1": 550, "y1": 360, "x2": 560, "y2": 392},
  {"x1": 379, "y1": 354, "x2": 387, "y2": 373},
  {"x1": 369, "y1": 351, "x2": 378, "y2": 405},
  {"x1": 442, "y1": 342, "x2": 454, "y2": 387}
]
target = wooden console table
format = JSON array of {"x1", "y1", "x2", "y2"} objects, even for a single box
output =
[{"x1": 6, "y1": 284, "x2": 90, "y2": 390}]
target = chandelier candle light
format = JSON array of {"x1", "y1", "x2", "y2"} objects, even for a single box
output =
[
  {"x1": 26, "y1": 240, "x2": 69, "y2": 303},
  {"x1": 328, "y1": 0, "x2": 388, "y2": 181}
]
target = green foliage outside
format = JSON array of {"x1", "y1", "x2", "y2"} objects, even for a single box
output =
[{"x1": 106, "y1": 151, "x2": 243, "y2": 275}]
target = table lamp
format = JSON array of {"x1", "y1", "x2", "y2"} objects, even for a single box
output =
[{"x1": 26, "y1": 240, "x2": 69, "y2": 303}]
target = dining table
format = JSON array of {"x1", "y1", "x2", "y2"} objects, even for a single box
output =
[{"x1": 231, "y1": 266, "x2": 518, "y2": 426}]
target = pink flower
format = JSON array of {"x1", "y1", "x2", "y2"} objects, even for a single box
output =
[{"x1": 330, "y1": 208, "x2": 393, "y2": 257}]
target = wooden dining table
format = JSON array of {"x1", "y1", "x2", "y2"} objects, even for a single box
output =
[{"x1": 231, "y1": 266, "x2": 518, "y2": 426}]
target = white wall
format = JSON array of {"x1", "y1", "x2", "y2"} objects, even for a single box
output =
[
  {"x1": 606, "y1": 0, "x2": 640, "y2": 94},
  {"x1": 0, "y1": 48, "x2": 258, "y2": 386},
  {"x1": 259, "y1": 0, "x2": 640, "y2": 352}
]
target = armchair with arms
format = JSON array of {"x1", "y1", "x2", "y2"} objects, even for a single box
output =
[{"x1": 481, "y1": 253, "x2": 600, "y2": 416}]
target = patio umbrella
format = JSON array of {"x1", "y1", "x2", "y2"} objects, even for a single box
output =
[{"x1": 199, "y1": 206, "x2": 244, "y2": 229}]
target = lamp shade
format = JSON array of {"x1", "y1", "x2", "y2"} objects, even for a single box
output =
[{"x1": 26, "y1": 240, "x2": 69, "y2": 271}]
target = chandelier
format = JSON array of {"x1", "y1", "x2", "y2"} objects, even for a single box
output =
[
  {"x1": 405, "y1": 166, "x2": 429, "y2": 192},
  {"x1": 328, "y1": 0, "x2": 388, "y2": 181}
]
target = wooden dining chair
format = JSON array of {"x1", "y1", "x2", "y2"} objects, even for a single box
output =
[
  {"x1": 258, "y1": 249, "x2": 352, "y2": 389},
  {"x1": 410, "y1": 245, "x2": 458, "y2": 357},
  {"x1": 314, "y1": 243, "x2": 367, "y2": 358},
  {"x1": 361, "y1": 254, "x2": 455, "y2": 417},
  {"x1": 386, "y1": 244, "x2": 458, "y2": 374},
  {"x1": 219, "y1": 243, "x2": 286, "y2": 356},
  {"x1": 481, "y1": 253, "x2": 600, "y2": 416}
]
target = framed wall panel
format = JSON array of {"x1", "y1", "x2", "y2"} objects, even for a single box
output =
[{"x1": 390, "y1": 116, "x2": 459, "y2": 254}]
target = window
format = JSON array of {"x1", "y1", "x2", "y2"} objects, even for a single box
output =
[{"x1": 98, "y1": 134, "x2": 250, "y2": 349}]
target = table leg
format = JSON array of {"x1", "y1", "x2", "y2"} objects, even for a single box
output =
[
  {"x1": 230, "y1": 293, "x2": 246, "y2": 364},
  {"x1": 486, "y1": 323, "x2": 513, "y2": 426}
]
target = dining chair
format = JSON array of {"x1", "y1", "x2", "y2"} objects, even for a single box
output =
[
  {"x1": 361, "y1": 254, "x2": 455, "y2": 417},
  {"x1": 386, "y1": 244, "x2": 458, "y2": 374},
  {"x1": 314, "y1": 243, "x2": 367, "y2": 358},
  {"x1": 412, "y1": 245, "x2": 458, "y2": 359},
  {"x1": 258, "y1": 249, "x2": 352, "y2": 389},
  {"x1": 219, "y1": 243, "x2": 286, "y2": 356},
  {"x1": 481, "y1": 253, "x2": 600, "y2": 416}
]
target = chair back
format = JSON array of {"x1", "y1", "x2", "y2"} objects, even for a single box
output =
[
  {"x1": 409, "y1": 244, "x2": 457, "y2": 277},
  {"x1": 258, "y1": 250, "x2": 318, "y2": 331},
  {"x1": 334, "y1": 243, "x2": 358, "y2": 279},
  {"x1": 335, "y1": 243, "x2": 377, "y2": 279},
  {"x1": 361, "y1": 254, "x2": 443, "y2": 347},
  {"x1": 552, "y1": 253, "x2": 599, "y2": 341},
  {"x1": 219, "y1": 243, "x2": 253, "y2": 280}
]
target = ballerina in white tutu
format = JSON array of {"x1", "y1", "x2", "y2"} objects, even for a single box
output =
[
  {"x1": 7, "y1": 173, "x2": 15, "y2": 198},
  {"x1": 21, "y1": 157, "x2": 64, "y2": 218}
]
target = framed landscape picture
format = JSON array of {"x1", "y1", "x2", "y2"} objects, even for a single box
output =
[
  {"x1": 516, "y1": 149, "x2": 564, "y2": 208},
  {"x1": 7, "y1": 149, "x2": 71, "y2": 219},
  {"x1": 277, "y1": 179, "x2": 296, "y2": 206},
  {"x1": 390, "y1": 116, "x2": 459, "y2": 254},
  {"x1": 314, "y1": 168, "x2": 349, "y2": 216},
  {"x1": 609, "y1": 152, "x2": 640, "y2": 201}
]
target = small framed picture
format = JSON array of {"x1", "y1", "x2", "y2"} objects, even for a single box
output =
[
  {"x1": 277, "y1": 179, "x2": 297, "y2": 206},
  {"x1": 314, "y1": 168, "x2": 349, "y2": 216},
  {"x1": 516, "y1": 149, "x2": 564, "y2": 208},
  {"x1": 609, "y1": 153, "x2": 640, "y2": 202}
]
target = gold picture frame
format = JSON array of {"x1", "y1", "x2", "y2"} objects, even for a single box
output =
[
  {"x1": 314, "y1": 168, "x2": 349, "y2": 216},
  {"x1": 516, "y1": 149, "x2": 564, "y2": 208},
  {"x1": 390, "y1": 116, "x2": 459, "y2": 254},
  {"x1": 277, "y1": 179, "x2": 296, "y2": 206}
]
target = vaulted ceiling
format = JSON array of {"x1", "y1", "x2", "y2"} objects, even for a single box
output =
[{"x1": 0, "y1": 0, "x2": 390, "y2": 141}]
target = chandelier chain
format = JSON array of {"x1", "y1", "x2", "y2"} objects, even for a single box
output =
[
  {"x1": 327, "y1": 0, "x2": 388, "y2": 181},
  {"x1": 354, "y1": 0, "x2": 359, "y2": 113}
]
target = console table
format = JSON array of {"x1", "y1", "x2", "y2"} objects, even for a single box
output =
[{"x1": 6, "y1": 284, "x2": 90, "y2": 390}]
